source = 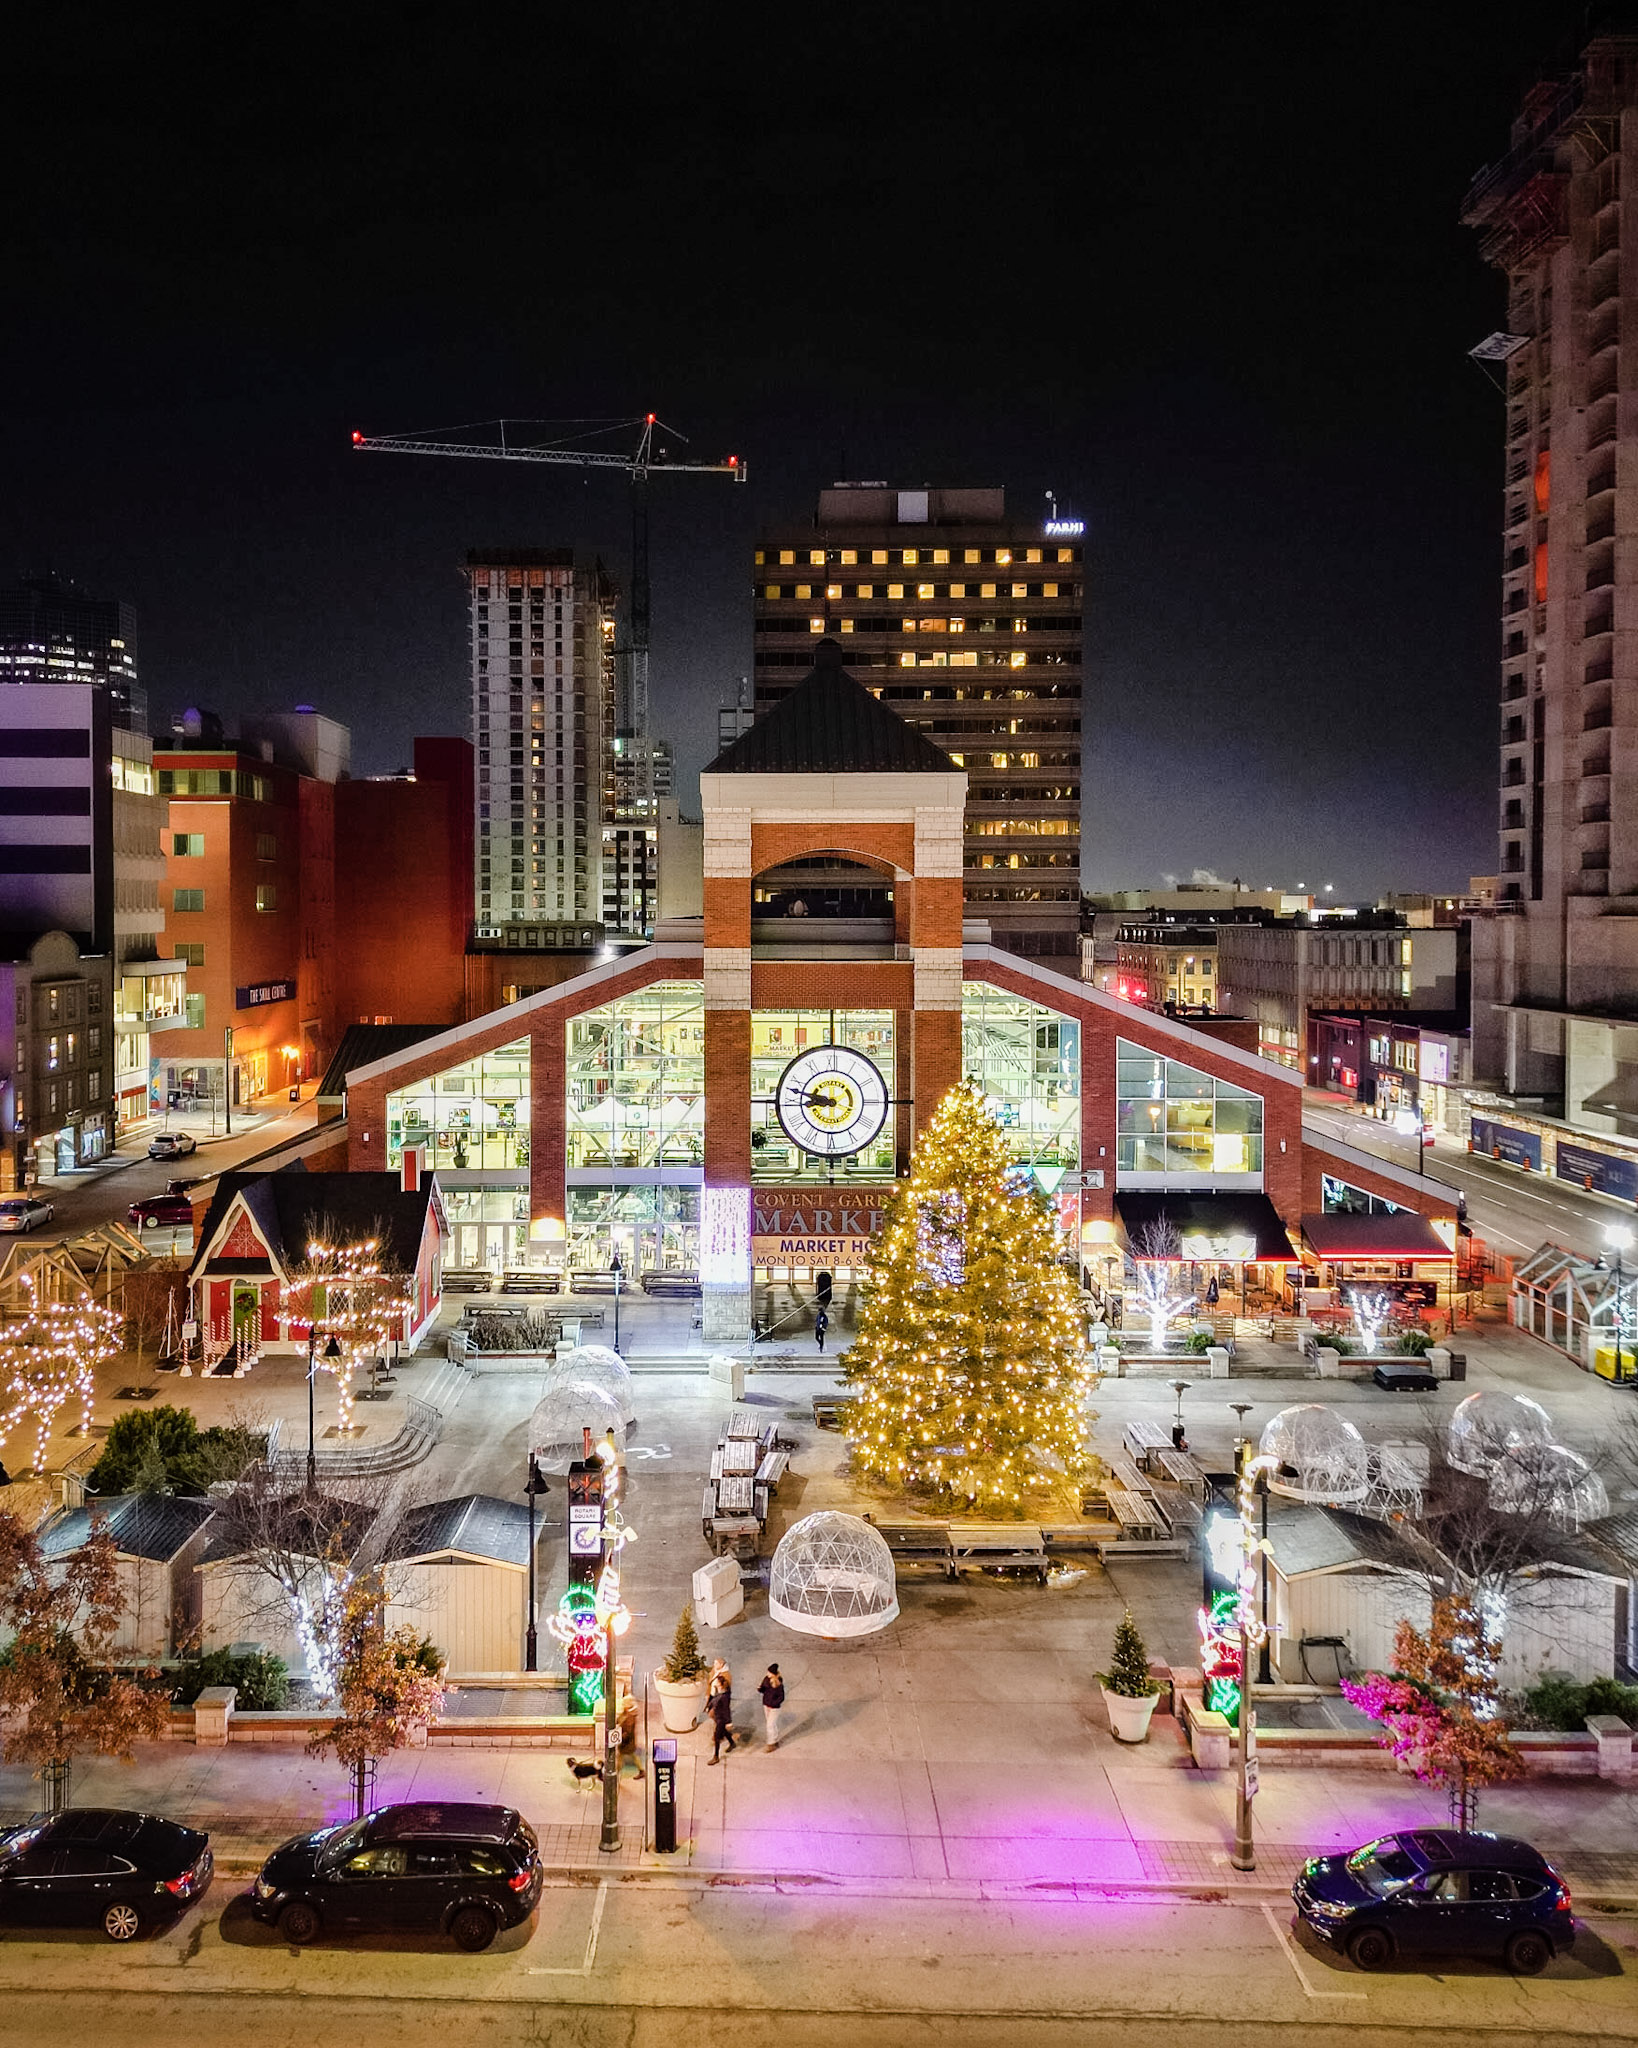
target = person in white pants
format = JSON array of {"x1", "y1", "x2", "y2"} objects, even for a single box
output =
[{"x1": 758, "y1": 1663, "x2": 786, "y2": 1749}]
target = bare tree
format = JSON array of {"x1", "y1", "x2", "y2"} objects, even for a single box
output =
[
  {"x1": 0, "y1": 1283, "x2": 121, "y2": 1473},
  {"x1": 1126, "y1": 1217, "x2": 1194, "y2": 1352},
  {"x1": 277, "y1": 1218, "x2": 412, "y2": 1435},
  {"x1": 306, "y1": 1566, "x2": 445, "y2": 1816},
  {"x1": 120, "y1": 1258, "x2": 188, "y2": 1392}
]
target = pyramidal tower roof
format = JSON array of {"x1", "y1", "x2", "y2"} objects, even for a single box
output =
[{"x1": 705, "y1": 638, "x2": 956, "y2": 775}]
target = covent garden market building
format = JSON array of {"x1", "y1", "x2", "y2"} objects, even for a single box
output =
[{"x1": 343, "y1": 644, "x2": 1458, "y2": 1341}]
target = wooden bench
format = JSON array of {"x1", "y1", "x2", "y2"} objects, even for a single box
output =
[
  {"x1": 1122, "y1": 1420, "x2": 1173, "y2": 1471},
  {"x1": 500, "y1": 1269, "x2": 558, "y2": 1294},
  {"x1": 716, "y1": 1474, "x2": 756, "y2": 1514},
  {"x1": 1106, "y1": 1449, "x2": 1155, "y2": 1496},
  {"x1": 1156, "y1": 1448, "x2": 1210, "y2": 1498},
  {"x1": 947, "y1": 1524, "x2": 1049, "y2": 1583},
  {"x1": 864, "y1": 1520, "x2": 958, "y2": 1577},
  {"x1": 811, "y1": 1393, "x2": 858, "y2": 1430},
  {"x1": 1104, "y1": 1488, "x2": 1167, "y2": 1540},
  {"x1": 755, "y1": 1448, "x2": 790, "y2": 1490},
  {"x1": 443, "y1": 1269, "x2": 494, "y2": 1294},
  {"x1": 1154, "y1": 1487, "x2": 1203, "y2": 1533}
]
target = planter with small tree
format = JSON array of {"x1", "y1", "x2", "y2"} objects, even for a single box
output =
[
  {"x1": 654, "y1": 1601, "x2": 710, "y2": 1731},
  {"x1": 1099, "y1": 1606, "x2": 1162, "y2": 1743}
]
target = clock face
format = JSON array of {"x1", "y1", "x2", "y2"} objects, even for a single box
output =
[{"x1": 774, "y1": 1046, "x2": 890, "y2": 1159}]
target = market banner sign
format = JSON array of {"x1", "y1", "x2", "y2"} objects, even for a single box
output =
[
  {"x1": 235, "y1": 977, "x2": 296, "y2": 1010},
  {"x1": 1556, "y1": 1140, "x2": 1638, "y2": 1204},
  {"x1": 751, "y1": 1190, "x2": 892, "y2": 1268}
]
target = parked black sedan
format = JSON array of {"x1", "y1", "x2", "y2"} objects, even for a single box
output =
[
  {"x1": 251, "y1": 1802, "x2": 542, "y2": 1951},
  {"x1": 0, "y1": 1808, "x2": 212, "y2": 1941},
  {"x1": 1293, "y1": 1829, "x2": 1574, "y2": 1974}
]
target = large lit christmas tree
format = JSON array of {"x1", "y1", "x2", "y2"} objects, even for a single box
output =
[{"x1": 844, "y1": 1082, "x2": 1090, "y2": 1512}]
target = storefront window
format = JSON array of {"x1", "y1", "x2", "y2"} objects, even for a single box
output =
[
  {"x1": 386, "y1": 1037, "x2": 531, "y2": 1170},
  {"x1": 568, "y1": 1183, "x2": 700, "y2": 1274},
  {"x1": 751, "y1": 1009, "x2": 895, "y2": 1181},
  {"x1": 443, "y1": 1187, "x2": 531, "y2": 1272},
  {"x1": 1115, "y1": 1039, "x2": 1263, "y2": 1179},
  {"x1": 566, "y1": 982, "x2": 704, "y2": 1169},
  {"x1": 961, "y1": 987, "x2": 1080, "y2": 1180}
]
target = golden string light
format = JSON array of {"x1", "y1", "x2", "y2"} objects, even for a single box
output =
[
  {"x1": 279, "y1": 1237, "x2": 412, "y2": 1432},
  {"x1": 0, "y1": 1279, "x2": 120, "y2": 1473}
]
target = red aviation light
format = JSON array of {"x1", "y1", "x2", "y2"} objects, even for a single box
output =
[{"x1": 351, "y1": 430, "x2": 365, "y2": 444}]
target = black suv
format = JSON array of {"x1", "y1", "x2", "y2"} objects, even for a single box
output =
[
  {"x1": 0, "y1": 1807, "x2": 212, "y2": 1941},
  {"x1": 251, "y1": 1802, "x2": 542, "y2": 1951},
  {"x1": 1294, "y1": 1829, "x2": 1574, "y2": 1974}
]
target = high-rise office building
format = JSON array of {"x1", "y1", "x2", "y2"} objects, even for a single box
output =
[
  {"x1": 464, "y1": 550, "x2": 617, "y2": 934},
  {"x1": 753, "y1": 486, "x2": 1083, "y2": 957},
  {"x1": 603, "y1": 735, "x2": 674, "y2": 936},
  {"x1": 0, "y1": 573, "x2": 145, "y2": 733},
  {"x1": 1463, "y1": 32, "x2": 1638, "y2": 1129}
]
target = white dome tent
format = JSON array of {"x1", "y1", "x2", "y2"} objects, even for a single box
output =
[
  {"x1": 1446, "y1": 1391, "x2": 1554, "y2": 1477},
  {"x1": 528, "y1": 1380, "x2": 623, "y2": 1467},
  {"x1": 1487, "y1": 1441, "x2": 1611, "y2": 1532},
  {"x1": 769, "y1": 1512, "x2": 899, "y2": 1639},
  {"x1": 1258, "y1": 1405, "x2": 1369, "y2": 1505},
  {"x1": 549, "y1": 1345, "x2": 636, "y2": 1430}
]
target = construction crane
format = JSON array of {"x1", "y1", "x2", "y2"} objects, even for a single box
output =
[{"x1": 350, "y1": 414, "x2": 746, "y2": 758}]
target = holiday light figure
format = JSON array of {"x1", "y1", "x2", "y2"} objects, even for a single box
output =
[
  {"x1": 1198, "y1": 1588, "x2": 1243, "y2": 1720},
  {"x1": 548, "y1": 1585, "x2": 606, "y2": 1714},
  {"x1": 0, "y1": 1280, "x2": 119, "y2": 1473}
]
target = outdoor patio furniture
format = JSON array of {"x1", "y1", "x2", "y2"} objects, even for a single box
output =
[
  {"x1": 811, "y1": 1393, "x2": 858, "y2": 1430},
  {"x1": 725, "y1": 1405, "x2": 766, "y2": 1440},
  {"x1": 1107, "y1": 1449, "x2": 1156, "y2": 1495},
  {"x1": 862, "y1": 1520, "x2": 958, "y2": 1576},
  {"x1": 1156, "y1": 1448, "x2": 1210, "y2": 1498},
  {"x1": 755, "y1": 1448, "x2": 790, "y2": 1490},
  {"x1": 720, "y1": 1437, "x2": 758, "y2": 1475},
  {"x1": 1103, "y1": 1488, "x2": 1167, "y2": 1540},
  {"x1": 716, "y1": 1474, "x2": 756, "y2": 1513},
  {"x1": 946, "y1": 1524, "x2": 1049, "y2": 1583},
  {"x1": 1121, "y1": 1420, "x2": 1172, "y2": 1469},
  {"x1": 443, "y1": 1268, "x2": 494, "y2": 1293},
  {"x1": 709, "y1": 1515, "x2": 761, "y2": 1561}
]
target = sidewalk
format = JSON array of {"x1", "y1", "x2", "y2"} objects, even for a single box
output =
[{"x1": 7, "y1": 1709, "x2": 1637, "y2": 1901}]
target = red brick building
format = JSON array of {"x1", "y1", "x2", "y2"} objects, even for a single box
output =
[{"x1": 340, "y1": 647, "x2": 1460, "y2": 1337}]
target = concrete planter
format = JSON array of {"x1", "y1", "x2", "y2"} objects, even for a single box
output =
[
  {"x1": 1100, "y1": 1683, "x2": 1160, "y2": 1743},
  {"x1": 654, "y1": 1673, "x2": 710, "y2": 1732}
]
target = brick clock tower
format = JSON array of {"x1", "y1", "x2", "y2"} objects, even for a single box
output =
[{"x1": 697, "y1": 638, "x2": 967, "y2": 1339}]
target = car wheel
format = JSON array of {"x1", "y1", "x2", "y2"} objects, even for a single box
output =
[
  {"x1": 44, "y1": 1207, "x2": 54, "y2": 1224},
  {"x1": 278, "y1": 1899, "x2": 321, "y2": 1945},
  {"x1": 1506, "y1": 1930, "x2": 1552, "y2": 1976},
  {"x1": 1347, "y1": 1924, "x2": 1394, "y2": 1971},
  {"x1": 449, "y1": 1905, "x2": 498, "y2": 1953},
  {"x1": 142, "y1": 1214, "x2": 159, "y2": 1229},
  {"x1": 103, "y1": 1902, "x2": 144, "y2": 1942}
]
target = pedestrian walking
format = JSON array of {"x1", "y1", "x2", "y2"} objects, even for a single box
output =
[
  {"x1": 707, "y1": 1670, "x2": 736, "y2": 1763},
  {"x1": 758, "y1": 1663, "x2": 786, "y2": 1750},
  {"x1": 815, "y1": 1309, "x2": 828, "y2": 1352},
  {"x1": 1205, "y1": 1275, "x2": 1219, "y2": 1307}
]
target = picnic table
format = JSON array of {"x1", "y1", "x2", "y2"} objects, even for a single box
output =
[
  {"x1": 1104, "y1": 1488, "x2": 1167, "y2": 1539},
  {"x1": 946, "y1": 1524, "x2": 1049, "y2": 1583},
  {"x1": 725, "y1": 1405, "x2": 767, "y2": 1441},
  {"x1": 865, "y1": 1521, "x2": 959, "y2": 1576},
  {"x1": 811, "y1": 1393, "x2": 858, "y2": 1430},
  {"x1": 1106, "y1": 1449, "x2": 1155, "y2": 1496},
  {"x1": 1122, "y1": 1419, "x2": 1173, "y2": 1470},
  {"x1": 716, "y1": 1474, "x2": 756, "y2": 1514},
  {"x1": 1156, "y1": 1448, "x2": 1210, "y2": 1498},
  {"x1": 709, "y1": 1515, "x2": 761, "y2": 1561},
  {"x1": 720, "y1": 1437, "x2": 758, "y2": 1475}
]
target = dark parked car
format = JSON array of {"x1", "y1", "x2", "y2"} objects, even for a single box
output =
[
  {"x1": 250, "y1": 1802, "x2": 541, "y2": 1951},
  {"x1": 0, "y1": 1808, "x2": 212, "y2": 1942},
  {"x1": 1293, "y1": 1830, "x2": 1573, "y2": 1974},
  {"x1": 129, "y1": 1192, "x2": 194, "y2": 1230},
  {"x1": 148, "y1": 1132, "x2": 198, "y2": 1160}
]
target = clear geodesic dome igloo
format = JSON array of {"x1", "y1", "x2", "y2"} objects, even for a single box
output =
[
  {"x1": 1259, "y1": 1404, "x2": 1369, "y2": 1505},
  {"x1": 768, "y1": 1512, "x2": 899, "y2": 1639},
  {"x1": 1446, "y1": 1391, "x2": 1554, "y2": 1477},
  {"x1": 1487, "y1": 1440, "x2": 1610, "y2": 1531},
  {"x1": 549, "y1": 1345, "x2": 636, "y2": 1429},
  {"x1": 529, "y1": 1379, "x2": 623, "y2": 1466}
]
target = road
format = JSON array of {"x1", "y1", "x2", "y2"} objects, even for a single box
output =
[
  {"x1": 0, "y1": 1876, "x2": 1628, "y2": 2048},
  {"x1": 1304, "y1": 1100, "x2": 1630, "y2": 1261}
]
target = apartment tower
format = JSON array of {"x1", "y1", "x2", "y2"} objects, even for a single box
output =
[
  {"x1": 753, "y1": 486, "x2": 1083, "y2": 958},
  {"x1": 1463, "y1": 32, "x2": 1638, "y2": 1130},
  {"x1": 464, "y1": 550, "x2": 617, "y2": 935},
  {"x1": 0, "y1": 573, "x2": 145, "y2": 733}
]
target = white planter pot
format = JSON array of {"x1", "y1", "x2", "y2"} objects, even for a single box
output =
[
  {"x1": 1101, "y1": 1683, "x2": 1160, "y2": 1744},
  {"x1": 654, "y1": 1674, "x2": 709, "y2": 1732}
]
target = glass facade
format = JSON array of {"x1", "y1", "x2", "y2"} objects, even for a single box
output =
[
  {"x1": 751, "y1": 1008, "x2": 895, "y2": 1180},
  {"x1": 444, "y1": 1187, "x2": 531, "y2": 1271},
  {"x1": 961, "y1": 986, "x2": 1079, "y2": 1180},
  {"x1": 385, "y1": 1037, "x2": 530, "y2": 1170},
  {"x1": 1115, "y1": 1038, "x2": 1263, "y2": 1180},
  {"x1": 566, "y1": 981, "x2": 704, "y2": 1169},
  {"x1": 568, "y1": 1183, "x2": 700, "y2": 1275}
]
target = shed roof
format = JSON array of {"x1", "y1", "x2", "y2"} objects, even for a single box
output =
[
  {"x1": 704, "y1": 638, "x2": 954, "y2": 776},
  {"x1": 377, "y1": 1494, "x2": 534, "y2": 1569},
  {"x1": 43, "y1": 1494, "x2": 216, "y2": 1564}
]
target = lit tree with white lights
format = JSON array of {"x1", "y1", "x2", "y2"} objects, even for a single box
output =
[
  {"x1": 0, "y1": 1283, "x2": 120, "y2": 1473},
  {"x1": 278, "y1": 1224, "x2": 410, "y2": 1433},
  {"x1": 1128, "y1": 1218, "x2": 1195, "y2": 1352},
  {"x1": 844, "y1": 1083, "x2": 1090, "y2": 1512}
]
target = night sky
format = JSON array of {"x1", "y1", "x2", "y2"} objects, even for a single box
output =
[{"x1": 0, "y1": 4, "x2": 1596, "y2": 895}]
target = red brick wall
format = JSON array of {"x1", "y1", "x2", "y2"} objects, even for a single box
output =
[
  {"x1": 750, "y1": 961, "x2": 912, "y2": 1012},
  {"x1": 749, "y1": 822, "x2": 914, "y2": 877},
  {"x1": 1302, "y1": 1142, "x2": 1457, "y2": 1221},
  {"x1": 705, "y1": 1009, "x2": 752, "y2": 1182},
  {"x1": 910, "y1": 875, "x2": 964, "y2": 949},
  {"x1": 913, "y1": 1009, "x2": 962, "y2": 1137},
  {"x1": 703, "y1": 877, "x2": 750, "y2": 949}
]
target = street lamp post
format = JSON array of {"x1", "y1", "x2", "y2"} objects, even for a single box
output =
[
  {"x1": 610, "y1": 1250, "x2": 624, "y2": 1353},
  {"x1": 306, "y1": 1327, "x2": 341, "y2": 1490},
  {"x1": 224, "y1": 1025, "x2": 235, "y2": 1139},
  {"x1": 524, "y1": 1455, "x2": 547, "y2": 1672},
  {"x1": 1606, "y1": 1224, "x2": 1634, "y2": 1385}
]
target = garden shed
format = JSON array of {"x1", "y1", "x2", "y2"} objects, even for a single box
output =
[
  {"x1": 378, "y1": 1494, "x2": 536, "y2": 1676},
  {"x1": 42, "y1": 1494, "x2": 217, "y2": 1661},
  {"x1": 1263, "y1": 1503, "x2": 1624, "y2": 1690}
]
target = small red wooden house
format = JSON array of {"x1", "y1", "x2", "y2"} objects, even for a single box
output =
[{"x1": 187, "y1": 1161, "x2": 446, "y2": 1356}]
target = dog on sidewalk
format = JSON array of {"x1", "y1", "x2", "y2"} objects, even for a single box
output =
[{"x1": 565, "y1": 1755, "x2": 605, "y2": 1788}]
